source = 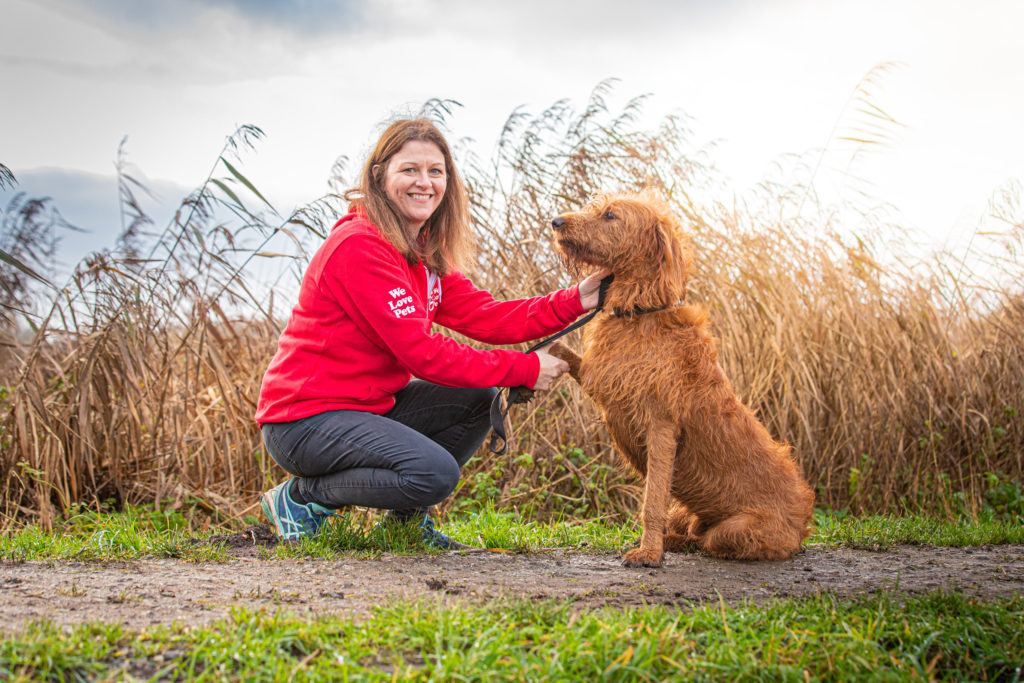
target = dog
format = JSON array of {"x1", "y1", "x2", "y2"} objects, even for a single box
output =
[{"x1": 548, "y1": 190, "x2": 814, "y2": 566}]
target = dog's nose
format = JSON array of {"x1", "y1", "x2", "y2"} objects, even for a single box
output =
[{"x1": 551, "y1": 217, "x2": 565, "y2": 230}]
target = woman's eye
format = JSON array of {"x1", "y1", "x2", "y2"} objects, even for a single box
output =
[{"x1": 603, "y1": 211, "x2": 617, "y2": 220}]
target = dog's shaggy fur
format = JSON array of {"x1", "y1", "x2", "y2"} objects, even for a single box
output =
[{"x1": 549, "y1": 190, "x2": 814, "y2": 566}]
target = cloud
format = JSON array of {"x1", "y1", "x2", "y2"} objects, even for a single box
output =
[
  {"x1": 33, "y1": 0, "x2": 750, "y2": 45},
  {"x1": 37, "y1": 0, "x2": 367, "y2": 37},
  {"x1": 5, "y1": 0, "x2": 366, "y2": 88},
  {"x1": 0, "y1": 167, "x2": 188, "y2": 275},
  {"x1": 6, "y1": 0, "x2": 1021, "y2": 258}
]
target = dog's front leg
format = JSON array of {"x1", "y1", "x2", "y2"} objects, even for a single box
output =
[
  {"x1": 622, "y1": 420, "x2": 676, "y2": 568},
  {"x1": 547, "y1": 342, "x2": 582, "y2": 383}
]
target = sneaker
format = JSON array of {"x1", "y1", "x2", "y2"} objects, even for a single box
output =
[
  {"x1": 419, "y1": 516, "x2": 471, "y2": 550},
  {"x1": 260, "y1": 480, "x2": 332, "y2": 541}
]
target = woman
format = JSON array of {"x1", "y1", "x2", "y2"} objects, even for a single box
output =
[{"x1": 256, "y1": 118, "x2": 607, "y2": 548}]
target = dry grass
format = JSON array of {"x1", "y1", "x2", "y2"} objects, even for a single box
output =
[{"x1": 1, "y1": 87, "x2": 1022, "y2": 527}]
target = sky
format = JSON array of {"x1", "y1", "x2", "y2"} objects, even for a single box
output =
[{"x1": 2, "y1": 0, "x2": 1023, "y2": 274}]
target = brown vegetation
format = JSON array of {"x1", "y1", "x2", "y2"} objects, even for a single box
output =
[{"x1": 1, "y1": 86, "x2": 1022, "y2": 528}]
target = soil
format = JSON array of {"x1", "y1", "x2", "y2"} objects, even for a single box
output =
[{"x1": 2, "y1": 525, "x2": 1021, "y2": 633}]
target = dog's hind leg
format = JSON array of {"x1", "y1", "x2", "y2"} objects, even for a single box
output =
[
  {"x1": 622, "y1": 420, "x2": 677, "y2": 568},
  {"x1": 700, "y1": 511, "x2": 801, "y2": 561},
  {"x1": 662, "y1": 503, "x2": 700, "y2": 553}
]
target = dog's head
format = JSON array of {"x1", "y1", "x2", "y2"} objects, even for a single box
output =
[{"x1": 551, "y1": 189, "x2": 691, "y2": 295}]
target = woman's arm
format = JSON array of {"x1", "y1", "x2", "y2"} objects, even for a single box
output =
[
  {"x1": 320, "y1": 233, "x2": 544, "y2": 389},
  {"x1": 434, "y1": 271, "x2": 586, "y2": 345}
]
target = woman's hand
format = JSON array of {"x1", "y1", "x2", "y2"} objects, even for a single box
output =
[
  {"x1": 578, "y1": 268, "x2": 613, "y2": 311},
  {"x1": 533, "y1": 349, "x2": 569, "y2": 390}
]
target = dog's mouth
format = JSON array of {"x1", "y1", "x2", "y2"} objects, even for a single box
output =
[
  {"x1": 555, "y1": 237, "x2": 605, "y2": 277},
  {"x1": 554, "y1": 237, "x2": 580, "y2": 256},
  {"x1": 555, "y1": 238, "x2": 588, "y2": 263}
]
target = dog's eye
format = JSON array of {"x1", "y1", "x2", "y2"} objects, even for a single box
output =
[{"x1": 603, "y1": 211, "x2": 617, "y2": 220}]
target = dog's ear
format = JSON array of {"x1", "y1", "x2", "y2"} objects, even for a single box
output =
[
  {"x1": 649, "y1": 204, "x2": 690, "y2": 298},
  {"x1": 643, "y1": 197, "x2": 675, "y2": 262}
]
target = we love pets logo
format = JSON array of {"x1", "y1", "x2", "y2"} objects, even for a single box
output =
[{"x1": 387, "y1": 287, "x2": 416, "y2": 318}]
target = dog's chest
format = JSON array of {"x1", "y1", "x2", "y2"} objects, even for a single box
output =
[
  {"x1": 578, "y1": 335, "x2": 661, "y2": 415},
  {"x1": 580, "y1": 352, "x2": 644, "y2": 401},
  {"x1": 577, "y1": 346, "x2": 652, "y2": 470},
  {"x1": 580, "y1": 313, "x2": 718, "y2": 394}
]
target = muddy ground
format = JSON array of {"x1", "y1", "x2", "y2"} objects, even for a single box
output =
[{"x1": 2, "y1": 526, "x2": 1022, "y2": 632}]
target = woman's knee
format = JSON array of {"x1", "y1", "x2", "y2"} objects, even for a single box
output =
[
  {"x1": 406, "y1": 456, "x2": 460, "y2": 505},
  {"x1": 466, "y1": 386, "x2": 499, "y2": 418},
  {"x1": 471, "y1": 385, "x2": 499, "y2": 404},
  {"x1": 481, "y1": 386, "x2": 499, "y2": 406}
]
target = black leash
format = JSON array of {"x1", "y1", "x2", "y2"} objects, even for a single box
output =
[{"x1": 488, "y1": 275, "x2": 614, "y2": 454}]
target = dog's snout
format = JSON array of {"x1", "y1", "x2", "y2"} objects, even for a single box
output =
[{"x1": 551, "y1": 216, "x2": 566, "y2": 230}]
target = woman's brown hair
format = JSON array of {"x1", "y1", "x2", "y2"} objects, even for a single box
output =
[{"x1": 345, "y1": 118, "x2": 474, "y2": 276}]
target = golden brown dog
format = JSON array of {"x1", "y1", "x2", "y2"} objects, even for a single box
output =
[{"x1": 549, "y1": 190, "x2": 814, "y2": 566}]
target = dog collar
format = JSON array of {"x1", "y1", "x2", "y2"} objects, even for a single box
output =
[{"x1": 611, "y1": 303, "x2": 680, "y2": 318}]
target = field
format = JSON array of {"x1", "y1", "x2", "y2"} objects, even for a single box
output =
[{"x1": 1, "y1": 84, "x2": 1023, "y2": 680}]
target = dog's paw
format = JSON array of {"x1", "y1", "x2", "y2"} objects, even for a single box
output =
[
  {"x1": 547, "y1": 342, "x2": 574, "y2": 363},
  {"x1": 510, "y1": 388, "x2": 535, "y2": 404},
  {"x1": 546, "y1": 342, "x2": 581, "y2": 381},
  {"x1": 621, "y1": 548, "x2": 664, "y2": 568}
]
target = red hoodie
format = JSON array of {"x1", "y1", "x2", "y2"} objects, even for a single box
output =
[{"x1": 255, "y1": 210, "x2": 584, "y2": 424}]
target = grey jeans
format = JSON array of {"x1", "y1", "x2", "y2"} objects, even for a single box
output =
[{"x1": 261, "y1": 381, "x2": 497, "y2": 515}]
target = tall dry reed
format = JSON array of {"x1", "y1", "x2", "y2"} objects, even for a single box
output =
[
  {"x1": 1, "y1": 85, "x2": 1021, "y2": 528},
  {"x1": 0, "y1": 125, "x2": 337, "y2": 527}
]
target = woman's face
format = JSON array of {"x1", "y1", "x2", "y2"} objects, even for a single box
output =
[{"x1": 381, "y1": 140, "x2": 447, "y2": 239}]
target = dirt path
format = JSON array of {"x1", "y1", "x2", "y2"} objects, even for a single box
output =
[{"x1": 2, "y1": 530, "x2": 1021, "y2": 632}]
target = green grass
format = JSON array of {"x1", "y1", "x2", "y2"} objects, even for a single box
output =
[
  {"x1": 0, "y1": 504, "x2": 230, "y2": 562},
  {"x1": 811, "y1": 508, "x2": 1024, "y2": 549},
  {"x1": 2, "y1": 591, "x2": 1021, "y2": 681},
  {"x1": 2, "y1": 503, "x2": 1022, "y2": 563},
  {"x1": 280, "y1": 503, "x2": 642, "y2": 559}
]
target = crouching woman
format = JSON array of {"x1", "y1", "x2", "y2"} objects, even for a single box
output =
[{"x1": 255, "y1": 118, "x2": 605, "y2": 547}]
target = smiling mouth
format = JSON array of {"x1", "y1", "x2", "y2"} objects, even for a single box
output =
[{"x1": 409, "y1": 193, "x2": 433, "y2": 201}]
